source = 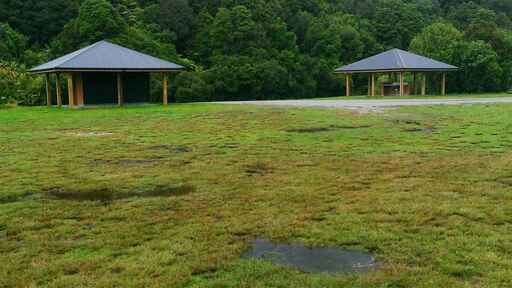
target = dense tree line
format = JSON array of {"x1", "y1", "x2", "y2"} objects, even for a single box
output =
[{"x1": 1, "y1": 0, "x2": 512, "y2": 104}]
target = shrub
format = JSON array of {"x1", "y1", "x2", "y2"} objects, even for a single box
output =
[
  {"x1": 0, "y1": 62, "x2": 44, "y2": 105},
  {"x1": 174, "y1": 71, "x2": 212, "y2": 102}
]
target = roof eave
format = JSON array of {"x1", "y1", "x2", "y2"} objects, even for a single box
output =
[
  {"x1": 334, "y1": 67, "x2": 459, "y2": 74},
  {"x1": 29, "y1": 67, "x2": 185, "y2": 75}
]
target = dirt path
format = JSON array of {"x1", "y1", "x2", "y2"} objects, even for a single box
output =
[{"x1": 216, "y1": 97, "x2": 512, "y2": 112}]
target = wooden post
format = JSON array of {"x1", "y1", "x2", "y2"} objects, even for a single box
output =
[
  {"x1": 75, "y1": 73, "x2": 84, "y2": 106},
  {"x1": 399, "y1": 72, "x2": 405, "y2": 97},
  {"x1": 67, "y1": 73, "x2": 75, "y2": 107},
  {"x1": 163, "y1": 73, "x2": 169, "y2": 105},
  {"x1": 56, "y1": 73, "x2": 62, "y2": 108},
  {"x1": 371, "y1": 73, "x2": 376, "y2": 97},
  {"x1": 412, "y1": 72, "x2": 417, "y2": 96},
  {"x1": 45, "y1": 73, "x2": 51, "y2": 107},
  {"x1": 345, "y1": 74, "x2": 351, "y2": 97},
  {"x1": 441, "y1": 72, "x2": 446, "y2": 96},
  {"x1": 421, "y1": 74, "x2": 426, "y2": 96},
  {"x1": 367, "y1": 75, "x2": 371, "y2": 96},
  {"x1": 117, "y1": 73, "x2": 123, "y2": 106}
]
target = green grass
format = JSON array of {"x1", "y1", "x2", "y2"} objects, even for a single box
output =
[
  {"x1": 1, "y1": 103, "x2": 512, "y2": 287},
  {"x1": 322, "y1": 92, "x2": 512, "y2": 100}
]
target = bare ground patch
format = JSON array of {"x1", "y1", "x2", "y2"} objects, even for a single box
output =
[{"x1": 62, "y1": 130, "x2": 115, "y2": 137}]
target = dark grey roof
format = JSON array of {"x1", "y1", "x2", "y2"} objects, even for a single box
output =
[
  {"x1": 335, "y1": 49, "x2": 458, "y2": 73},
  {"x1": 30, "y1": 40, "x2": 184, "y2": 74}
]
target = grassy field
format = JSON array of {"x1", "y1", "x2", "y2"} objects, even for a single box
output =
[{"x1": 1, "y1": 103, "x2": 512, "y2": 287}]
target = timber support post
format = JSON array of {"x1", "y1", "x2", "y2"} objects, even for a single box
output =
[
  {"x1": 441, "y1": 72, "x2": 446, "y2": 96},
  {"x1": 67, "y1": 73, "x2": 75, "y2": 107},
  {"x1": 75, "y1": 73, "x2": 84, "y2": 106},
  {"x1": 421, "y1": 74, "x2": 427, "y2": 96},
  {"x1": 345, "y1": 74, "x2": 351, "y2": 97},
  {"x1": 117, "y1": 73, "x2": 124, "y2": 106},
  {"x1": 399, "y1": 71, "x2": 405, "y2": 97},
  {"x1": 368, "y1": 75, "x2": 371, "y2": 96},
  {"x1": 163, "y1": 73, "x2": 169, "y2": 105},
  {"x1": 45, "y1": 73, "x2": 51, "y2": 107},
  {"x1": 371, "y1": 73, "x2": 376, "y2": 97},
  {"x1": 412, "y1": 72, "x2": 417, "y2": 95},
  {"x1": 56, "y1": 73, "x2": 62, "y2": 108}
]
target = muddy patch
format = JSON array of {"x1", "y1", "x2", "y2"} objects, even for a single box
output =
[
  {"x1": 45, "y1": 184, "x2": 195, "y2": 202},
  {"x1": 144, "y1": 184, "x2": 195, "y2": 197},
  {"x1": 146, "y1": 145, "x2": 192, "y2": 154},
  {"x1": 403, "y1": 127, "x2": 436, "y2": 133},
  {"x1": 0, "y1": 192, "x2": 36, "y2": 204},
  {"x1": 243, "y1": 238, "x2": 377, "y2": 274},
  {"x1": 494, "y1": 176, "x2": 512, "y2": 186},
  {"x1": 46, "y1": 188, "x2": 115, "y2": 202},
  {"x1": 218, "y1": 143, "x2": 240, "y2": 149},
  {"x1": 389, "y1": 118, "x2": 422, "y2": 126},
  {"x1": 92, "y1": 158, "x2": 163, "y2": 166},
  {"x1": 285, "y1": 125, "x2": 372, "y2": 133},
  {"x1": 245, "y1": 163, "x2": 273, "y2": 176},
  {"x1": 119, "y1": 158, "x2": 163, "y2": 166}
]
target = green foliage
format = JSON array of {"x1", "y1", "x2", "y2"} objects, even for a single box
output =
[
  {"x1": 174, "y1": 71, "x2": 212, "y2": 102},
  {"x1": 411, "y1": 23, "x2": 503, "y2": 93},
  {"x1": 451, "y1": 40, "x2": 503, "y2": 92},
  {"x1": 305, "y1": 13, "x2": 380, "y2": 64},
  {"x1": 410, "y1": 22, "x2": 463, "y2": 63},
  {"x1": 0, "y1": 0, "x2": 79, "y2": 44},
  {"x1": 373, "y1": 0, "x2": 427, "y2": 49},
  {"x1": 159, "y1": 0, "x2": 195, "y2": 44},
  {"x1": 112, "y1": 27, "x2": 178, "y2": 61},
  {"x1": 209, "y1": 6, "x2": 263, "y2": 56},
  {"x1": 0, "y1": 62, "x2": 44, "y2": 105},
  {"x1": 4, "y1": 0, "x2": 512, "y2": 103},
  {"x1": 0, "y1": 23, "x2": 27, "y2": 62},
  {"x1": 77, "y1": 0, "x2": 126, "y2": 44}
]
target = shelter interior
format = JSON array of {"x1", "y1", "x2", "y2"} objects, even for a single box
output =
[
  {"x1": 343, "y1": 71, "x2": 447, "y2": 97},
  {"x1": 44, "y1": 71, "x2": 170, "y2": 107}
]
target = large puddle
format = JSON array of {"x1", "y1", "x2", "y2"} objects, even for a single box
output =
[{"x1": 243, "y1": 238, "x2": 377, "y2": 274}]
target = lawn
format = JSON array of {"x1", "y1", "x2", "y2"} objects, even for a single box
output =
[{"x1": 1, "y1": 103, "x2": 512, "y2": 287}]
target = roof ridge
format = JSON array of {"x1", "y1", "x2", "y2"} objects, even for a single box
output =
[
  {"x1": 393, "y1": 49, "x2": 406, "y2": 69},
  {"x1": 57, "y1": 41, "x2": 105, "y2": 68}
]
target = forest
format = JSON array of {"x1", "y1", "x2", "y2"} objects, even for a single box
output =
[{"x1": 1, "y1": 0, "x2": 512, "y2": 104}]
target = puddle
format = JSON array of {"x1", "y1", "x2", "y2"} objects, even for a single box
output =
[{"x1": 243, "y1": 238, "x2": 376, "y2": 274}]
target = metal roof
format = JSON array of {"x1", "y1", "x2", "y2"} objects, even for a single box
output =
[
  {"x1": 335, "y1": 49, "x2": 458, "y2": 73},
  {"x1": 30, "y1": 40, "x2": 184, "y2": 74}
]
